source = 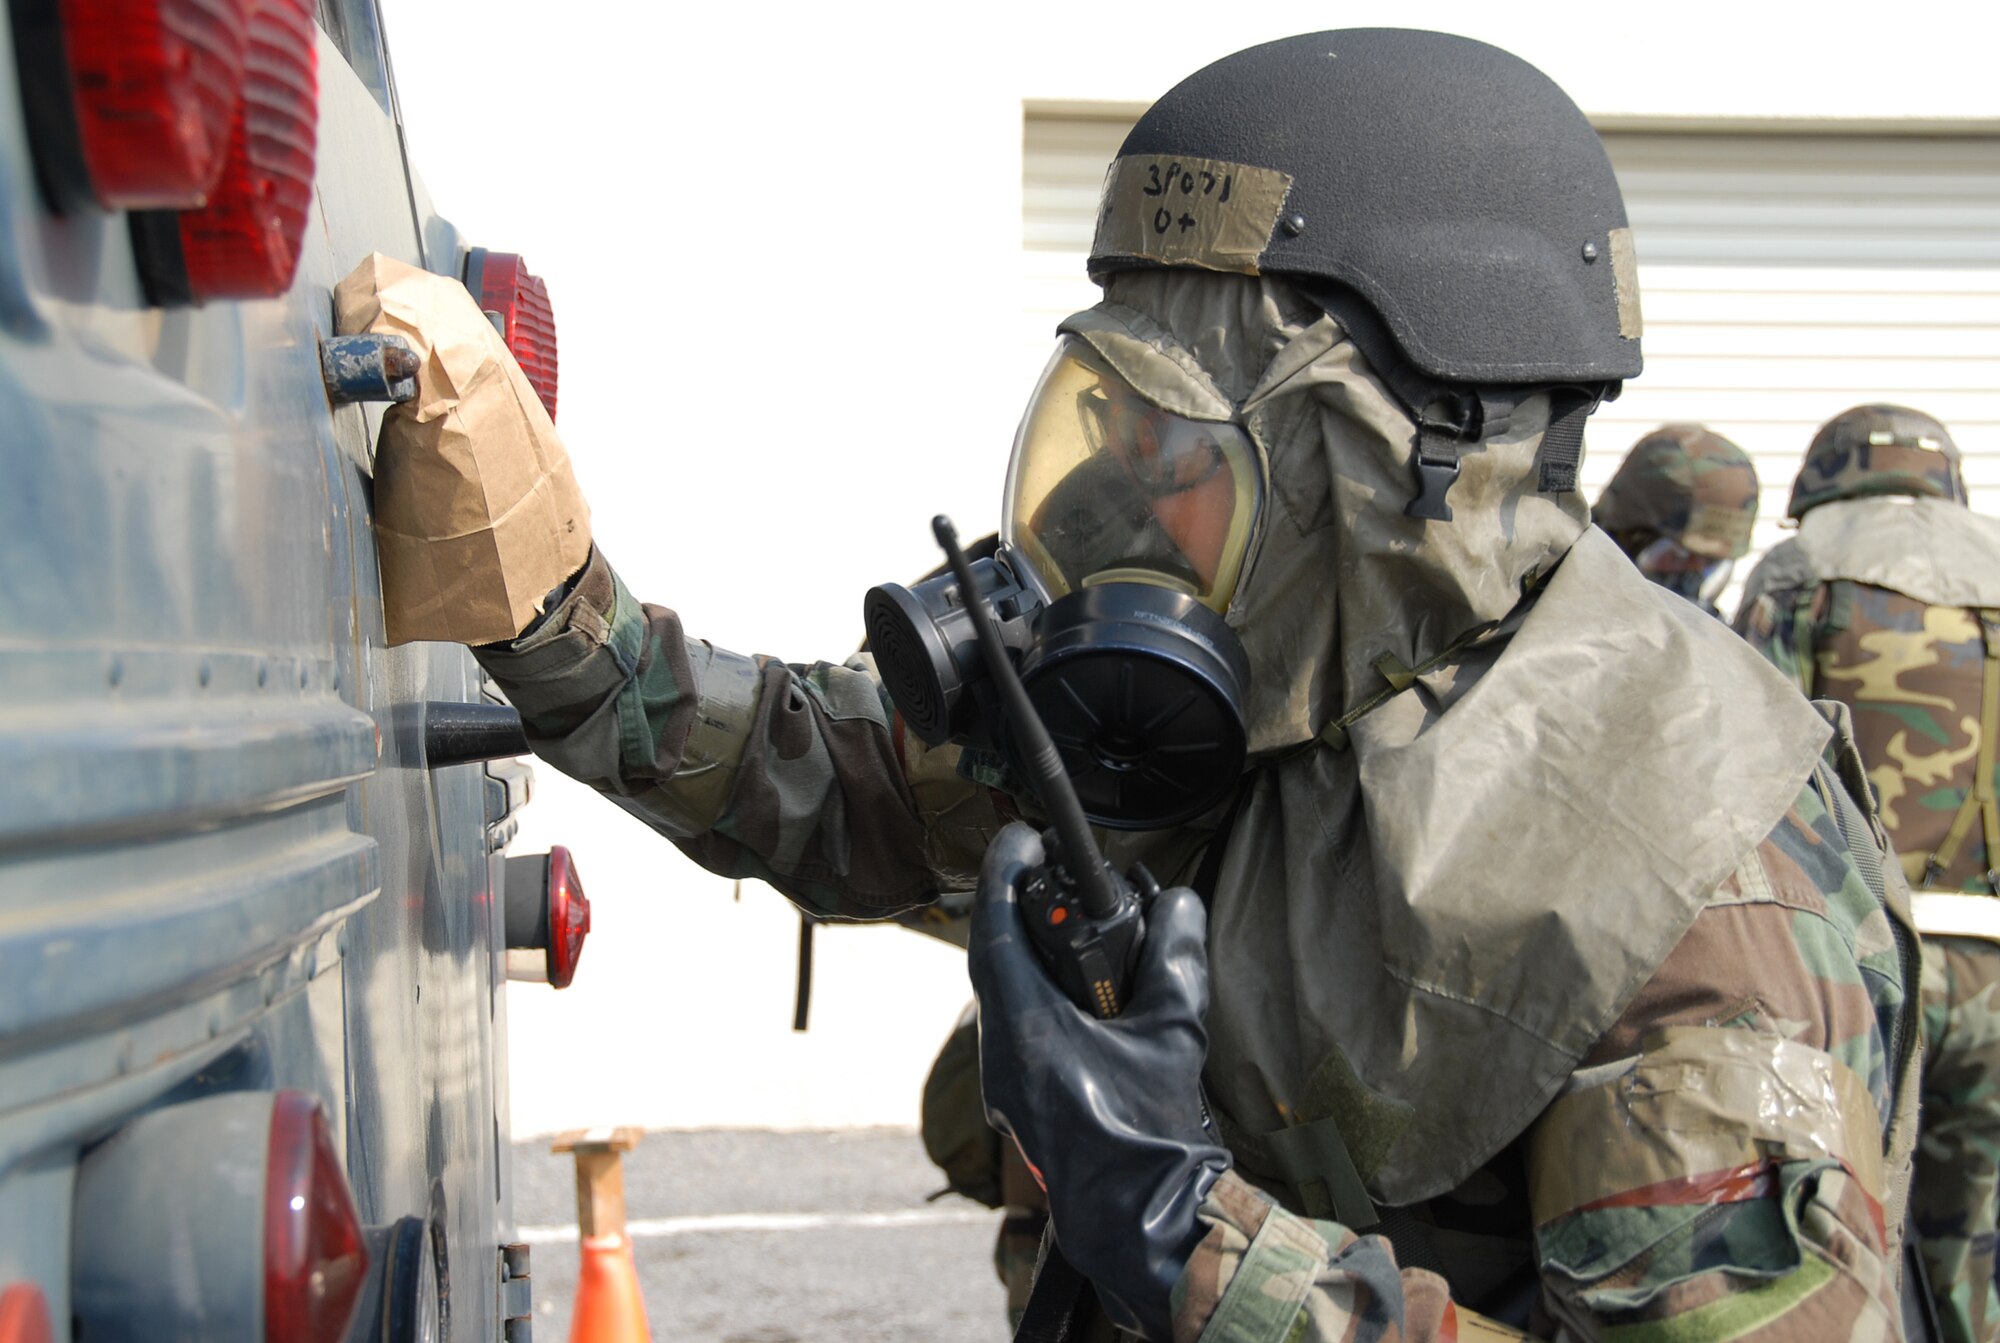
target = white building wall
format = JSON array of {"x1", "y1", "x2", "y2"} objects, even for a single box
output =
[{"x1": 379, "y1": 0, "x2": 1999, "y2": 1135}]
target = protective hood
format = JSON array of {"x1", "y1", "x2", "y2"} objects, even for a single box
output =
[
  {"x1": 1741, "y1": 495, "x2": 2000, "y2": 613},
  {"x1": 1060, "y1": 269, "x2": 1588, "y2": 757},
  {"x1": 1079, "y1": 269, "x2": 1831, "y2": 1203}
]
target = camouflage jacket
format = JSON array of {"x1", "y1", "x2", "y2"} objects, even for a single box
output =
[
  {"x1": 1738, "y1": 496, "x2": 2000, "y2": 1343},
  {"x1": 478, "y1": 546, "x2": 1914, "y2": 1341},
  {"x1": 475, "y1": 548, "x2": 1002, "y2": 920},
  {"x1": 1173, "y1": 778, "x2": 1909, "y2": 1341},
  {"x1": 1737, "y1": 498, "x2": 2000, "y2": 896}
]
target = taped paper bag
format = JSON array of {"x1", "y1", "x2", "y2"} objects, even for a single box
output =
[{"x1": 334, "y1": 252, "x2": 591, "y2": 647}]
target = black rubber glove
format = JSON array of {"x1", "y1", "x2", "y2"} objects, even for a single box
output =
[{"x1": 968, "y1": 821, "x2": 1231, "y2": 1342}]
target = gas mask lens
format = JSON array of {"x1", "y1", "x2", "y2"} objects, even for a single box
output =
[
  {"x1": 1003, "y1": 338, "x2": 1263, "y2": 613},
  {"x1": 1635, "y1": 537, "x2": 1733, "y2": 605}
]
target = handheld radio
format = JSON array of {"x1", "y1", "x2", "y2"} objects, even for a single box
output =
[{"x1": 932, "y1": 516, "x2": 1154, "y2": 1017}]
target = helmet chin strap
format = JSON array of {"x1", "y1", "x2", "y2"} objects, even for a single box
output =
[
  {"x1": 1533, "y1": 388, "x2": 1604, "y2": 497},
  {"x1": 1298, "y1": 282, "x2": 1611, "y2": 522}
]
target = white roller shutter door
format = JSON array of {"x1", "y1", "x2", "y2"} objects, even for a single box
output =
[{"x1": 1021, "y1": 111, "x2": 2000, "y2": 604}]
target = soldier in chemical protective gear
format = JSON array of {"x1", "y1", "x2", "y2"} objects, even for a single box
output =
[
  {"x1": 1737, "y1": 403, "x2": 2000, "y2": 1343},
  {"x1": 345, "y1": 29, "x2": 1922, "y2": 1343},
  {"x1": 1593, "y1": 423, "x2": 1759, "y2": 616}
]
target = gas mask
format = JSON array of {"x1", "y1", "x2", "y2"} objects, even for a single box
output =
[
  {"x1": 1633, "y1": 535, "x2": 1733, "y2": 608},
  {"x1": 864, "y1": 336, "x2": 1260, "y2": 830}
]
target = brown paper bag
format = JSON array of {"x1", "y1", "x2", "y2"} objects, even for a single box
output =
[{"x1": 335, "y1": 252, "x2": 592, "y2": 647}]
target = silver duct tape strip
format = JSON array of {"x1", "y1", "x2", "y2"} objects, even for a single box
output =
[{"x1": 1092, "y1": 155, "x2": 1293, "y2": 275}]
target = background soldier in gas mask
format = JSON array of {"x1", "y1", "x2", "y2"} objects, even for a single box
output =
[
  {"x1": 350, "y1": 29, "x2": 1921, "y2": 1343},
  {"x1": 1593, "y1": 423, "x2": 1760, "y2": 617},
  {"x1": 1738, "y1": 404, "x2": 2000, "y2": 1343}
]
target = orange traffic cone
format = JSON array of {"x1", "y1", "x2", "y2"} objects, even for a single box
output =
[{"x1": 553, "y1": 1127, "x2": 652, "y2": 1343}]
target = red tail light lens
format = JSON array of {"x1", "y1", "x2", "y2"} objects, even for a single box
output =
[
  {"x1": 180, "y1": 0, "x2": 316, "y2": 297},
  {"x1": 66, "y1": 0, "x2": 248, "y2": 207},
  {"x1": 129, "y1": 0, "x2": 317, "y2": 304},
  {"x1": 464, "y1": 248, "x2": 559, "y2": 421},
  {"x1": 10, "y1": 0, "x2": 249, "y2": 211},
  {"x1": 265, "y1": 1091, "x2": 367, "y2": 1343},
  {"x1": 0, "y1": 1286, "x2": 52, "y2": 1343},
  {"x1": 548, "y1": 844, "x2": 590, "y2": 989},
  {"x1": 504, "y1": 846, "x2": 590, "y2": 988}
]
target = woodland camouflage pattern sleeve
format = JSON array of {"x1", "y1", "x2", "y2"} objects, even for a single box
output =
[
  {"x1": 1735, "y1": 584, "x2": 1822, "y2": 696},
  {"x1": 1170, "y1": 780, "x2": 1909, "y2": 1343},
  {"x1": 1915, "y1": 936, "x2": 2000, "y2": 1343},
  {"x1": 472, "y1": 548, "x2": 1002, "y2": 918}
]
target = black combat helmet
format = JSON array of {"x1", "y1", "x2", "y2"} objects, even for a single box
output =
[{"x1": 1090, "y1": 29, "x2": 1642, "y2": 386}]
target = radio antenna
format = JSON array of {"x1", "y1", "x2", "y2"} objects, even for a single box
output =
[{"x1": 931, "y1": 516, "x2": 1121, "y2": 918}]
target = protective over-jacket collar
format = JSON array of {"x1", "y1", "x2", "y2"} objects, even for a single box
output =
[
  {"x1": 1742, "y1": 496, "x2": 2000, "y2": 613},
  {"x1": 1081, "y1": 270, "x2": 1831, "y2": 1203}
]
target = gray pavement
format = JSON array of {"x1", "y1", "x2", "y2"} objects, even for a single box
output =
[{"x1": 512, "y1": 1128, "x2": 1013, "y2": 1342}]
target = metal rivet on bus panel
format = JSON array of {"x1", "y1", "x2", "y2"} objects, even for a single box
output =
[
  {"x1": 1581, "y1": 241, "x2": 1599, "y2": 263},
  {"x1": 1281, "y1": 214, "x2": 1307, "y2": 237}
]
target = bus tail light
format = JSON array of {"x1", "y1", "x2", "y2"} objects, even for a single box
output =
[
  {"x1": 10, "y1": 0, "x2": 250, "y2": 211},
  {"x1": 264, "y1": 1092, "x2": 368, "y2": 1343},
  {"x1": 505, "y1": 845, "x2": 590, "y2": 988},
  {"x1": 128, "y1": 0, "x2": 317, "y2": 304},
  {"x1": 463, "y1": 248, "x2": 559, "y2": 421},
  {"x1": 0, "y1": 1286, "x2": 52, "y2": 1343},
  {"x1": 71, "y1": 1090, "x2": 368, "y2": 1342}
]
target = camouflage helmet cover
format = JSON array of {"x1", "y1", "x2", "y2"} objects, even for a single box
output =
[
  {"x1": 1593, "y1": 423, "x2": 1760, "y2": 559},
  {"x1": 1787, "y1": 403, "x2": 1967, "y2": 519}
]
